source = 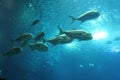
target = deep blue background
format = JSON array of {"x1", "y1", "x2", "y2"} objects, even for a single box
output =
[{"x1": 0, "y1": 0, "x2": 120, "y2": 80}]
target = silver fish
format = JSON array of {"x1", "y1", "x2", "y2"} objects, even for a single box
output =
[
  {"x1": 28, "y1": 42, "x2": 48, "y2": 52},
  {"x1": 11, "y1": 33, "x2": 33, "y2": 47},
  {"x1": 69, "y1": 10, "x2": 100, "y2": 23},
  {"x1": 58, "y1": 26, "x2": 92, "y2": 41},
  {"x1": 47, "y1": 34, "x2": 73, "y2": 46}
]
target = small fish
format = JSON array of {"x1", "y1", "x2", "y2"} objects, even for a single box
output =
[
  {"x1": 2, "y1": 47, "x2": 23, "y2": 57},
  {"x1": 34, "y1": 32, "x2": 45, "y2": 42},
  {"x1": 106, "y1": 40, "x2": 113, "y2": 44},
  {"x1": 113, "y1": 37, "x2": 120, "y2": 41},
  {"x1": 28, "y1": 19, "x2": 40, "y2": 30},
  {"x1": 69, "y1": 10, "x2": 100, "y2": 24},
  {"x1": 31, "y1": 19, "x2": 40, "y2": 26}
]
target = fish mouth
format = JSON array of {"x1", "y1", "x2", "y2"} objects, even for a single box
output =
[
  {"x1": 95, "y1": 12, "x2": 100, "y2": 17},
  {"x1": 88, "y1": 34, "x2": 93, "y2": 39},
  {"x1": 85, "y1": 34, "x2": 93, "y2": 40},
  {"x1": 97, "y1": 13, "x2": 100, "y2": 16},
  {"x1": 89, "y1": 36, "x2": 93, "y2": 39}
]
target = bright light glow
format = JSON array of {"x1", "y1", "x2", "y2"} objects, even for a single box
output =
[{"x1": 93, "y1": 31, "x2": 107, "y2": 40}]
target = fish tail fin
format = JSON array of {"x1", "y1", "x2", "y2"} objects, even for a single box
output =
[
  {"x1": 1, "y1": 51, "x2": 10, "y2": 57},
  {"x1": 1, "y1": 52, "x2": 11, "y2": 58},
  {"x1": 42, "y1": 38, "x2": 46, "y2": 43},
  {"x1": 27, "y1": 43, "x2": 30, "y2": 47},
  {"x1": 34, "y1": 39, "x2": 37, "y2": 43},
  {"x1": 27, "y1": 44, "x2": 31, "y2": 50},
  {"x1": 53, "y1": 44, "x2": 57, "y2": 46},
  {"x1": 41, "y1": 32, "x2": 45, "y2": 43},
  {"x1": 20, "y1": 41, "x2": 28, "y2": 47},
  {"x1": 57, "y1": 25, "x2": 64, "y2": 35},
  {"x1": 80, "y1": 20, "x2": 84, "y2": 23},
  {"x1": 69, "y1": 16, "x2": 76, "y2": 24},
  {"x1": 27, "y1": 44, "x2": 34, "y2": 51}
]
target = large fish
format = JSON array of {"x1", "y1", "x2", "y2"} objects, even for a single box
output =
[
  {"x1": 11, "y1": 33, "x2": 33, "y2": 47},
  {"x1": 58, "y1": 26, "x2": 92, "y2": 41},
  {"x1": 46, "y1": 34, "x2": 73, "y2": 46},
  {"x1": 69, "y1": 10, "x2": 100, "y2": 23},
  {"x1": 27, "y1": 42, "x2": 48, "y2": 52}
]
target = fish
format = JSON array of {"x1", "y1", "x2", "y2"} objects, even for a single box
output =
[
  {"x1": 113, "y1": 37, "x2": 120, "y2": 41},
  {"x1": 28, "y1": 19, "x2": 40, "y2": 30},
  {"x1": 2, "y1": 47, "x2": 23, "y2": 57},
  {"x1": 58, "y1": 26, "x2": 92, "y2": 41},
  {"x1": 106, "y1": 40, "x2": 113, "y2": 44},
  {"x1": 69, "y1": 10, "x2": 100, "y2": 24},
  {"x1": 31, "y1": 19, "x2": 40, "y2": 26},
  {"x1": 46, "y1": 34, "x2": 73, "y2": 46},
  {"x1": 27, "y1": 42, "x2": 48, "y2": 52},
  {"x1": 11, "y1": 33, "x2": 33, "y2": 47},
  {"x1": 34, "y1": 32, "x2": 45, "y2": 42}
]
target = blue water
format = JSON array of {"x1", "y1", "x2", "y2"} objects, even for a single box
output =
[{"x1": 0, "y1": 0, "x2": 120, "y2": 80}]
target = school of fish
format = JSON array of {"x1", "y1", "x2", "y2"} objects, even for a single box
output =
[{"x1": 2, "y1": 10, "x2": 100, "y2": 57}]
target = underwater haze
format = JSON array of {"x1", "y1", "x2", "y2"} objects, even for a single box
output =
[{"x1": 0, "y1": 0, "x2": 120, "y2": 80}]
